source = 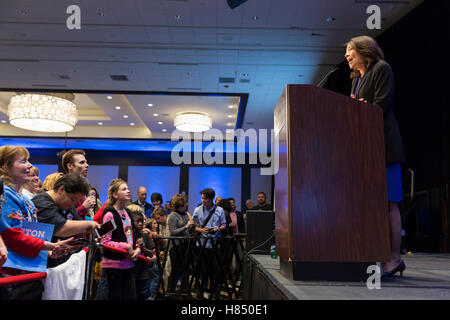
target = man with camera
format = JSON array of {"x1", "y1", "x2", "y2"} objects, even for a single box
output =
[{"x1": 192, "y1": 188, "x2": 226, "y2": 298}]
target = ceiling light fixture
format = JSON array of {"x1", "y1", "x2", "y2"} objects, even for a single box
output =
[
  {"x1": 115, "y1": 106, "x2": 121, "y2": 110},
  {"x1": 130, "y1": 123, "x2": 135, "y2": 126},
  {"x1": 123, "y1": 115, "x2": 128, "y2": 118},
  {"x1": 107, "y1": 96, "x2": 112, "y2": 99},
  {"x1": 7, "y1": 93, "x2": 78, "y2": 132},
  {"x1": 228, "y1": 105, "x2": 234, "y2": 109},
  {"x1": 147, "y1": 104, "x2": 153, "y2": 107},
  {"x1": 158, "y1": 121, "x2": 163, "y2": 125},
  {"x1": 153, "y1": 113, "x2": 158, "y2": 117},
  {"x1": 174, "y1": 112, "x2": 212, "y2": 132}
]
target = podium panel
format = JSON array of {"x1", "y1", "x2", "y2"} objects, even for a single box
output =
[{"x1": 274, "y1": 85, "x2": 390, "y2": 273}]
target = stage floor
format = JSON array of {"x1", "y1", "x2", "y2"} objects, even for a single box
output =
[{"x1": 248, "y1": 253, "x2": 450, "y2": 300}]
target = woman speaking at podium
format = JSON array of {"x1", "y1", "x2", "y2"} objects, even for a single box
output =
[{"x1": 345, "y1": 36, "x2": 406, "y2": 278}]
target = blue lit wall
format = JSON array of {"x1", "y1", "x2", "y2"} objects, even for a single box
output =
[
  {"x1": 87, "y1": 165, "x2": 119, "y2": 204},
  {"x1": 250, "y1": 167, "x2": 273, "y2": 206},
  {"x1": 127, "y1": 166, "x2": 180, "y2": 205},
  {"x1": 188, "y1": 167, "x2": 242, "y2": 213},
  {"x1": 33, "y1": 164, "x2": 58, "y2": 185}
]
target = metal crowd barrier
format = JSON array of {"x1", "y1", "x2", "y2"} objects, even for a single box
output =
[
  {"x1": 1, "y1": 234, "x2": 246, "y2": 300},
  {"x1": 0, "y1": 235, "x2": 151, "y2": 301},
  {"x1": 152, "y1": 233, "x2": 246, "y2": 300}
]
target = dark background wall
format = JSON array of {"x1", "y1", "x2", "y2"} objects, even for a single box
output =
[{"x1": 376, "y1": 0, "x2": 450, "y2": 253}]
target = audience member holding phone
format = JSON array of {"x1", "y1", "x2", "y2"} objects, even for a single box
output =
[
  {"x1": 33, "y1": 173, "x2": 100, "y2": 267},
  {"x1": 101, "y1": 179, "x2": 140, "y2": 300}
]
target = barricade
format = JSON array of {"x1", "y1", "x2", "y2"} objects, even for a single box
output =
[
  {"x1": 1, "y1": 234, "x2": 245, "y2": 300},
  {"x1": 1, "y1": 235, "x2": 150, "y2": 300},
  {"x1": 152, "y1": 233, "x2": 246, "y2": 300}
]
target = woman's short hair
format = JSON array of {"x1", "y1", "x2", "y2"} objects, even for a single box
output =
[
  {"x1": 53, "y1": 173, "x2": 91, "y2": 195},
  {"x1": 0, "y1": 145, "x2": 30, "y2": 188},
  {"x1": 107, "y1": 178, "x2": 127, "y2": 206},
  {"x1": 151, "y1": 192, "x2": 163, "y2": 203},
  {"x1": 346, "y1": 35, "x2": 385, "y2": 79},
  {"x1": 127, "y1": 204, "x2": 145, "y2": 223},
  {"x1": 152, "y1": 206, "x2": 167, "y2": 217},
  {"x1": 127, "y1": 203, "x2": 144, "y2": 216},
  {"x1": 170, "y1": 194, "x2": 187, "y2": 210},
  {"x1": 42, "y1": 172, "x2": 64, "y2": 191}
]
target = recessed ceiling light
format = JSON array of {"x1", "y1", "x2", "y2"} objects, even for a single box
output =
[
  {"x1": 158, "y1": 121, "x2": 163, "y2": 125},
  {"x1": 123, "y1": 115, "x2": 128, "y2": 118},
  {"x1": 153, "y1": 113, "x2": 158, "y2": 117},
  {"x1": 107, "y1": 96, "x2": 112, "y2": 99},
  {"x1": 147, "y1": 103, "x2": 153, "y2": 107},
  {"x1": 228, "y1": 105, "x2": 233, "y2": 109},
  {"x1": 98, "y1": 122, "x2": 103, "y2": 125},
  {"x1": 115, "y1": 106, "x2": 121, "y2": 110},
  {"x1": 227, "y1": 123, "x2": 233, "y2": 126},
  {"x1": 162, "y1": 129, "x2": 167, "y2": 132},
  {"x1": 130, "y1": 123, "x2": 135, "y2": 126},
  {"x1": 227, "y1": 115, "x2": 233, "y2": 118},
  {"x1": 1, "y1": 120, "x2": 7, "y2": 123}
]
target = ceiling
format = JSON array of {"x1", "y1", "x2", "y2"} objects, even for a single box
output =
[{"x1": 0, "y1": 0, "x2": 423, "y2": 150}]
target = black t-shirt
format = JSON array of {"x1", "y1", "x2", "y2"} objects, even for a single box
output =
[
  {"x1": 253, "y1": 203, "x2": 273, "y2": 211},
  {"x1": 32, "y1": 191, "x2": 81, "y2": 268}
]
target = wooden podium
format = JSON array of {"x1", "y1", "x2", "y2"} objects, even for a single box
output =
[{"x1": 274, "y1": 85, "x2": 390, "y2": 281}]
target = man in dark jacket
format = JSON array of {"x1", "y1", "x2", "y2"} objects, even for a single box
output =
[{"x1": 132, "y1": 186, "x2": 154, "y2": 219}]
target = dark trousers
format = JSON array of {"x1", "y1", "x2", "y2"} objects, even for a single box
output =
[
  {"x1": 167, "y1": 243, "x2": 188, "y2": 292},
  {"x1": 194, "y1": 246, "x2": 220, "y2": 293},
  {"x1": 0, "y1": 279, "x2": 44, "y2": 300},
  {"x1": 104, "y1": 268, "x2": 136, "y2": 300}
]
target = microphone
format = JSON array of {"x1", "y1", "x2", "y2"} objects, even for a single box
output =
[{"x1": 317, "y1": 67, "x2": 340, "y2": 88}]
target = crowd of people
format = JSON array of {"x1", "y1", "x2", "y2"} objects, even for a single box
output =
[{"x1": 0, "y1": 146, "x2": 273, "y2": 300}]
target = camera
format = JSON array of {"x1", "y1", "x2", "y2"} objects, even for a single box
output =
[{"x1": 207, "y1": 228, "x2": 218, "y2": 235}]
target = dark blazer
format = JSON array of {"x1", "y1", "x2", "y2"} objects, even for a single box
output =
[
  {"x1": 225, "y1": 210, "x2": 246, "y2": 234},
  {"x1": 351, "y1": 60, "x2": 405, "y2": 163},
  {"x1": 132, "y1": 200, "x2": 154, "y2": 219}
]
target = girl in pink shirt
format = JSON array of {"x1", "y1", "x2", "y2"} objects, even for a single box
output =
[{"x1": 101, "y1": 179, "x2": 140, "y2": 300}]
